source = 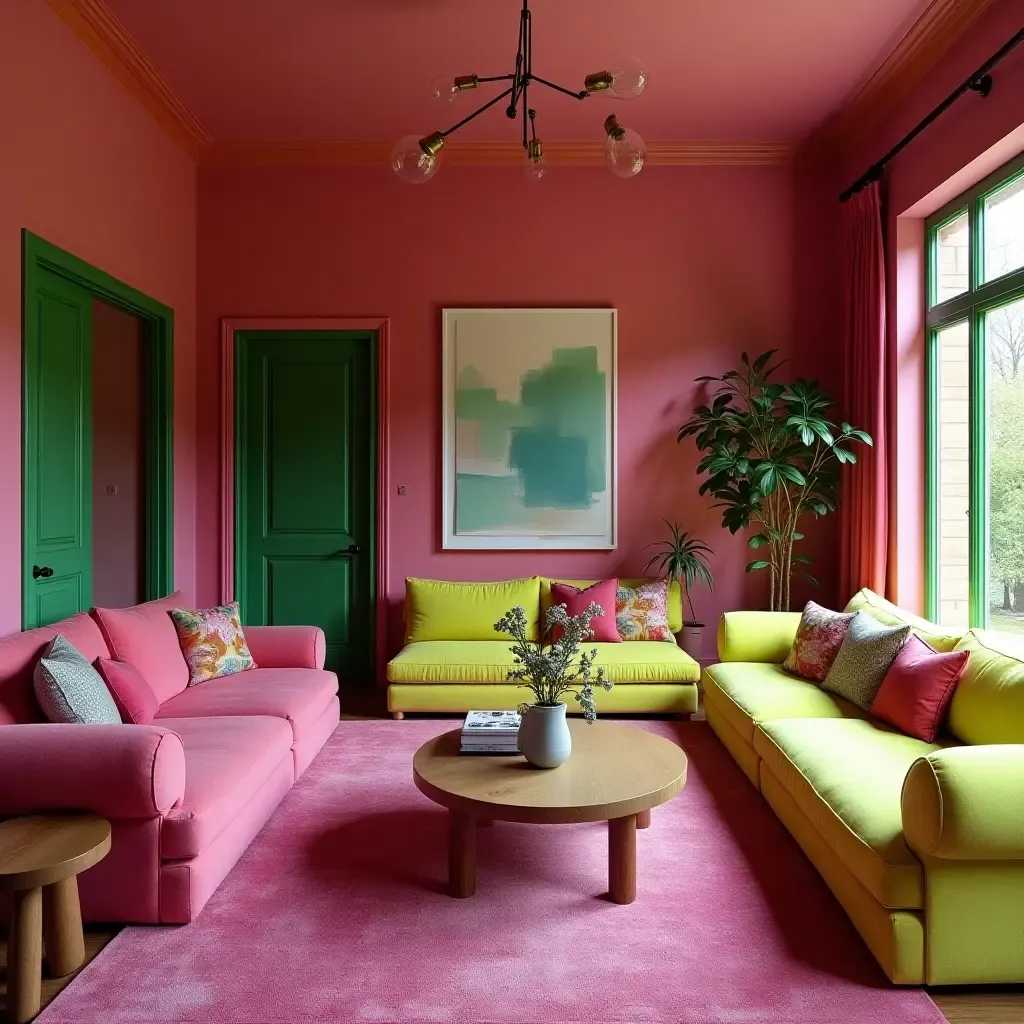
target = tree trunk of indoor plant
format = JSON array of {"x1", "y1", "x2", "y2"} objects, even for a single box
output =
[{"x1": 518, "y1": 703, "x2": 572, "y2": 769}]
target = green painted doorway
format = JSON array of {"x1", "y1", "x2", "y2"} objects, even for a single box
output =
[
  {"x1": 235, "y1": 331, "x2": 377, "y2": 679},
  {"x1": 22, "y1": 232, "x2": 174, "y2": 629}
]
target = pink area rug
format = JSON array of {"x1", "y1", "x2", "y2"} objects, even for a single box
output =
[{"x1": 39, "y1": 720, "x2": 943, "y2": 1024}]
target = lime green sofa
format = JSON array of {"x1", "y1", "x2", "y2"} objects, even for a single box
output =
[
  {"x1": 387, "y1": 576, "x2": 701, "y2": 717},
  {"x1": 703, "y1": 588, "x2": 1024, "y2": 985}
]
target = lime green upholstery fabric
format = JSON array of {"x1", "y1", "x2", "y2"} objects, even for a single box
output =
[
  {"x1": 902, "y1": 745, "x2": 1024, "y2": 860},
  {"x1": 387, "y1": 641, "x2": 700, "y2": 684},
  {"x1": 949, "y1": 630, "x2": 1024, "y2": 745},
  {"x1": 540, "y1": 577, "x2": 683, "y2": 634},
  {"x1": 716, "y1": 611, "x2": 801, "y2": 663},
  {"x1": 404, "y1": 577, "x2": 542, "y2": 643},
  {"x1": 844, "y1": 588, "x2": 961, "y2": 652},
  {"x1": 702, "y1": 662, "x2": 864, "y2": 745},
  {"x1": 756, "y1": 718, "x2": 941, "y2": 909}
]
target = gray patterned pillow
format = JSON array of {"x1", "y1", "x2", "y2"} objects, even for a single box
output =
[
  {"x1": 33, "y1": 633, "x2": 121, "y2": 725},
  {"x1": 821, "y1": 612, "x2": 911, "y2": 712}
]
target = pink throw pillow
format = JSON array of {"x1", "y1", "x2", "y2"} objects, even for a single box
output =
[
  {"x1": 96, "y1": 658, "x2": 159, "y2": 725},
  {"x1": 783, "y1": 601, "x2": 855, "y2": 681},
  {"x1": 92, "y1": 592, "x2": 190, "y2": 704},
  {"x1": 549, "y1": 580, "x2": 621, "y2": 643},
  {"x1": 870, "y1": 634, "x2": 969, "y2": 743}
]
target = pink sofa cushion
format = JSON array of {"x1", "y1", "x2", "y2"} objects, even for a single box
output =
[
  {"x1": 154, "y1": 668, "x2": 339, "y2": 743},
  {"x1": 92, "y1": 593, "x2": 190, "y2": 704},
  {"x1": 97, "y1": 658, "x2": 160, "y2": 725},
  {"x1": 0, "y1": 613, "x2": 111, "y2": 725},
  {"x1": 243, "y1": 626, "x2": 326, "y2": 670},
  {"x1": 159, "y1": 716, "x2": 293, "y2": 859}
]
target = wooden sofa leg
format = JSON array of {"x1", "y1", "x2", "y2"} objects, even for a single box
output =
[{"x1": 392, "y1": 711, "x2": 405, "y2": 720}]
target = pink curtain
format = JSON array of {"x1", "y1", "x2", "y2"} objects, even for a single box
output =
[{"x1": 839, "y1": 182, "x2": 888, "y2": 601}]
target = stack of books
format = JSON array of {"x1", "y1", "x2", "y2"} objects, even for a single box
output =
[{"x1": 460, "y1": 710, "x2": 521, "y2": 755}]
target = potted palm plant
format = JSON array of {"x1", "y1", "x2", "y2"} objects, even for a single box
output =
[{"x1": 644, "y1": 521, "x2": 714, "y2": 659}]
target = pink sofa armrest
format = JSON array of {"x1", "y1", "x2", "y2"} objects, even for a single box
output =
[
  {"x1": 0, "y1": 724, "x2": 185, "y2": 819},
  {"x1": 245, "y1": 626, "x2": 326, "y2": 670}
]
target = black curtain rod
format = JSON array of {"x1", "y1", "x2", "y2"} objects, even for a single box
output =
[{"x1": 839, "y1": 25, "x2": 1024, "y2": 203}]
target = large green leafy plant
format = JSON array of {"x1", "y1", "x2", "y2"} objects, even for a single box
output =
[{"x1": 678, "y1": 350, "x2": 872, "y2": 611}]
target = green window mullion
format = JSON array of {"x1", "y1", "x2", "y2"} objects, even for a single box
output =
[
  {"x1": 968, "y1": 306, "x2": 989, "y2": 629},
  {"x1": 925, "y1": 325, "x2": 939, "y2": 622}
]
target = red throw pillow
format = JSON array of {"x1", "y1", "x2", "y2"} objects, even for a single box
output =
[
  {"x1": 549, "y1": 580, "x2": 621, "y2": 643},
  {"x1": 869, "y1": 635, "x2": 969, "y2": 742},
  {"x1": 96, "y1": 658, "x2": 160, "y2": 725}
]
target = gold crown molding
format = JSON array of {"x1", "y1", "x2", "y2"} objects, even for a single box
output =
[
  {"x1": 201, "y1": 139, "x2": 797, "y2": 168},
  {"x1": 44, "y1": 0, "x2": 211, "y2": 160},
  {"x1": 815, "y1": 0, "x2": 992, "y2": 154}
]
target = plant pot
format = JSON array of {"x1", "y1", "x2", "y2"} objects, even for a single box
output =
[
  {"x1": 518, "y1": 702, "x2": 572, "y2": 769},
  {"x1": 676, "y1": 623, "x2": 705, "y2": 661}
]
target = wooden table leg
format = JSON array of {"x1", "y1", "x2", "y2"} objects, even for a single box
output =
[
  {"x1": 636, "y1": 809, "x2": 651, "y2": 830},
  {"x1": 448, "y1": 812, "x2": 476, "y2": 898},
  {"x1": 43, "y1": 876, "x2": 85, "y2": 978},
  {"x1": 8, "y1": 887, "x2": 42, "y2": 1024},
  {"x1": 608, "y1": 815, "x2": 637, "y2": 905}
]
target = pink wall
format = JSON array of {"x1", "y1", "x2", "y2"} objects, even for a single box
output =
[
  {"x1": 92, "y1": 299, "x2": 145, "y2": 608},
  {"x1": 197, "y1": 163, "x2": 837, "y2": 658},
  {"x1": 0, "y1": 0, "x2": 197, "y2": 634},
  {"x1": 835, "y1": 0, "x2": 1024, "y2": 613}
]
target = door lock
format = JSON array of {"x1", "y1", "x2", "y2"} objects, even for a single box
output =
[{"x1": 32, "y1": 565, "x2": 54, "y2": 579}]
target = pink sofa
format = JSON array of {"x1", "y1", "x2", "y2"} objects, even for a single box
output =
[{"x1": 0, "y1": 593, "x2": 339, "y2": 923}]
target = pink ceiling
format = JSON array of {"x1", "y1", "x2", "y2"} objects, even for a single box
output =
[{"x1": 104, "y1": 0, "x2": 934, "y2": 142}]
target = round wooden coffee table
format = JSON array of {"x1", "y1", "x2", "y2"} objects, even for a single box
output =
[
  {"x1": 0, "y1": 814, "x2": 111, "y2": 1024},
  {"x1": 413, "y1": 721, "x2": 687, "y2": 904}
]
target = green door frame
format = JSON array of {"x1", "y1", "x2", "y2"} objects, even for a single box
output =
[{"x1": 22, "y1": 231, "x2": 174, "y2": 627}]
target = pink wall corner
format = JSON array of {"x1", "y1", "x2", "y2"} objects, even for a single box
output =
[
  {"x1": 834, "y1": 0, "x2": 1024, "y2": 615},
  {"x1": 0, "y1": 0, "x2": 198, "y2": 633},
  {"x1": 197, "y1": 162, "x2": 839, "y2": 661}
]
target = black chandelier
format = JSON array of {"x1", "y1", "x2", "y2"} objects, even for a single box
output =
[{"x1": 391, "y1": 0, "x2": 648, "y2": 183}]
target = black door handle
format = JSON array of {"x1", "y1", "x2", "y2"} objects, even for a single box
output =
[
  {"x1": 33, "y1": 565, "x2": 54, "y2": 579},
  {"x1": 333, "y1": 545, "x2": 360, "y2": 556}
]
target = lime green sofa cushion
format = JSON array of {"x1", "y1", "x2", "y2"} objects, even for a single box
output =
[
  {"x1": 845, "y1": 588, "x2": 961, "y2": 652},
  {"x1": 404, "y1": 577, "x2": 542, "y2": 643},
  {"x1": 703, "y1": 661, "x2": 864, "y2": 745},
  {"x1": 388, "y1": 640, "x2": 699, "y2": 684},
  {"x1": 756, "y1": 718, "x2": 942, "y2": 909},
  {"x1": 949, "y1": 630, "x2": 1024, "y2": 745}
]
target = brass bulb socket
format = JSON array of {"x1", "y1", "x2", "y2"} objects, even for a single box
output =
[
  {"x1": 585, "y1": 71, "x2": 614, "y2": 93},
  {"x1": 418, "y1": 131, "x2": 446, "y2": 157},
  {"x1": 604, "y1": 115, "x2": 626, "y2": 140},
  {"x1": 453, "y1": 75, "x2": 479, "y2": 92},
  {"x1": 527, "y1": 139, "x2": 544, "y2": 160}
]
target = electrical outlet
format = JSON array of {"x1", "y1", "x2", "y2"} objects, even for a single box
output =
[
  {"x1": 105, "y1": 484, "x2": 118, "y2": 496},
  {"x1": 397, "y1": 485, "x2": 408, "y2": 496}
]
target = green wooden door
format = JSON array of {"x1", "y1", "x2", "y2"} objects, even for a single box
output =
[
  {"x1": 23, "y1": 269, "x2": 94, "y2": 628},
  {"x1": 237, "y1": 332, "x2": 376, "y2": 679}
]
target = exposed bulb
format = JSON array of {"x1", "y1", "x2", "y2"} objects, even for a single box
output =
[
  {"x1": 432, "y1": 74, "x2": 478, "y2": 105},
  {"x1": 391, "y1": 134, "x2": 442, "y2": 184},
  {"x1": 607, "y1": 56, "x2": 648, "y2": 99},
  {"x1": 604, "y1": 116, "x2": 645, "y2": 179},
  {"x1": 524, "y1": 139, "x2": 547, "y2": 181}
]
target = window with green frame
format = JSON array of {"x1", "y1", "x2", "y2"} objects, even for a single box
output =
[{"x1": 927, "y1": 153, "x2": 1024, "y2": 633}]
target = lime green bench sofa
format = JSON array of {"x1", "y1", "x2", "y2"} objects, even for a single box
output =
[
  {"x1": 387, "y1": 576, "x2": 701, "y2": 717},
  {"x1": 703, "y1": 587, "x2": 1024, "y2": 986}
]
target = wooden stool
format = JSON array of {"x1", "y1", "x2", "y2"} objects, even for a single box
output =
[{"x1": 0, "y1": 815, "x2": 110, "y2": 1024}]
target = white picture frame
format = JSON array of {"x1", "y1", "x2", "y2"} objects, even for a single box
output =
[{"x1": 442, "y1": 307, "x2": 617, "y2": 550}]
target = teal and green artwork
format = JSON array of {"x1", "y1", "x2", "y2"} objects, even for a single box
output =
[{"x1": 442, "y1": 308, "x2": 617, "y2": 549}]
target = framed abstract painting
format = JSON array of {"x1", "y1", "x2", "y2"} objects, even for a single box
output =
[{"x1": 442, "y1": 308, "x2": 617, "y2": 550}]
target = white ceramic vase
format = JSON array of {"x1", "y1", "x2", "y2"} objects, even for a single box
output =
[{"x1": 518, "y1": 702, "x2": 572, "y2": 769}]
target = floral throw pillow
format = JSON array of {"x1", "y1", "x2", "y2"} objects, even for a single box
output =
[
  {"x1": 783, "y1": 601, "x2": 855, "y2": 681},
  {"x1": 171, "y1": 602, "x2": 257, "y2": 686},
  {"x1": 615, "y1": 579, "x2": 673, "y2": 642}
]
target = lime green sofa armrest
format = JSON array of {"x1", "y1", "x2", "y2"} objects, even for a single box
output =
[
  {"x1": 716, "y1": 611, "x2": 801, "y2": 663},
  {"x1": 903, "y1": 746, "x2": 1024, "y2": 860}
]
